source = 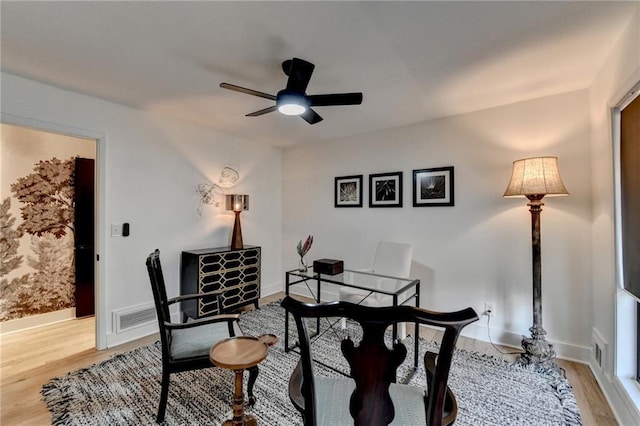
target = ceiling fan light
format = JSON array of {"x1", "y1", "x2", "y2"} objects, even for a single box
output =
[
  {"x1": 277, "y1": 92, "x2": 308, "y2": 116},
  {"x1": 278, "y1": 103, "x2": 306, "y2": 115}
]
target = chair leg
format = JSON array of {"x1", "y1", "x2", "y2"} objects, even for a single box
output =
[
  {"x1": 247, "y1": 366, "x2": 259, "y2": 406},
  {"x1": 157, "y1": 368, "x2": 170, "y2": 423},
  {"x1": 399, "y1": 322, "x2": 407, "y2": 341}
]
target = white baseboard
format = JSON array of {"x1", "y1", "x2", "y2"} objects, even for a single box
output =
[
  {"x1": 105, "y1": 322, "x2": 158, "y2": 348},
  {"x1": 283, "y1": 288, "x2": 592, "y2": 363},
  {"x1": 105, "y1": 287, "x2": 284, "y2": 349},
  {"x1": 261, "y1": 281, "x2": 286, "y2": 300},
  {"x1": 611, "y1": 375, "x2": 640, "y2": 425},
  {"x1": 462, "y1": 321, "x2": 591, "y2": 363},
  {"x1": 590, "y1": 360, "x2": 640, "y2": 426},
  {"x1": 0, "y1": 308, "x2": 76, "y2": 335}
]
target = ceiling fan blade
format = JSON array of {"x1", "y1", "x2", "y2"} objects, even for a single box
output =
[
  {"x1": 308, "y1": 93, "x2": 363, "y2": 106},
  {"x1": 246, "y1": 105, "x2": 277, "y2": 117},
  {"x1": 220, "y1": 83, "x2": 276, "y2": 101},
  {"x1": 300, "y1": 108, "x2": 323, "y2": 125},
  {"x1": 284, "y1": 58, "x2": 315, "y2": 93}
]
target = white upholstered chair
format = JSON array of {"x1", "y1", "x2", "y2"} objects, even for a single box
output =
[{"x1": 338, "y1": 241, "x2": 413, "y2": 339}]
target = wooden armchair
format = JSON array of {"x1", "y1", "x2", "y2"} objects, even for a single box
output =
[
  {"x1": 146, "y1": 249, "x2": 258, "y2": 423},
  {"x1": 281, "y1": 296, "x2": 478, "y2": 426}
]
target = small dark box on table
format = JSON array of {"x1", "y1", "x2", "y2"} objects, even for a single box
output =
[{"x1": 313, "y1": 259, "x2": 344, "y2": 276}]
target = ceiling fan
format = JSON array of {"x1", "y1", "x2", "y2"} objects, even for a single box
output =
[{"x1": 220, "y1": 58, "x2": 363, "y2": 125}]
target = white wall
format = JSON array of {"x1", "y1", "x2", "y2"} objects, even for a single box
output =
[
  {"x1": 588, "y1": 4, "x2": 640, "y2": 424},
  {"x1": 283, "y1": 90, "x2": 593, "y2": 361},
  {"x1": 1, "y1": 72, "x2": 283, "y2": 347}
]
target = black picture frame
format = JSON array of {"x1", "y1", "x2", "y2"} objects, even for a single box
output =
[
  {"x1": 369, "y1": 172, "x2": 403, "y2": 208},
  {"x1": 335, "y1": 175, "x2": 363, "y2": 207},
  {"x1": 412, "y1": 166, "x2": 454, "y2": 207}
]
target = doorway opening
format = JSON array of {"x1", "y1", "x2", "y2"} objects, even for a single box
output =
[{"x1": 0, "y1": 118, "x2": 101, "y2": 349}]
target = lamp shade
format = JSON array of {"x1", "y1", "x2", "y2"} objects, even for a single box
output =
[
  {"x1": 503, "y1": 156, "x2": 569, "y2": 197},
  {"x1": 225, "y1": 194, "x2": 249, "y2": 212}
]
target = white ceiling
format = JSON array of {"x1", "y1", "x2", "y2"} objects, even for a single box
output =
[{"x1": 1, "y1": 1, "x2": 636, "y2": 147}]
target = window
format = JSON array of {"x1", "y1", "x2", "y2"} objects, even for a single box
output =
[
  {"x1": 620, "y1": 93, "x2": 640, "y2": 301},
  {"x1": 617, "y1": 84, "x2": 640, "y2": 390}
]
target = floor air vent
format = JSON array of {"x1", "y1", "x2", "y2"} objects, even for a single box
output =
[
  {"x1": 113, "y1": 304, "x2": 156, "y2": 333},
  {"x1": 591, "y1": 328, "x2": 608, "y2": 372}
]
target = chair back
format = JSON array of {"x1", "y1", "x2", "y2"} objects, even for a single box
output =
[
  {"x1": 146, "y1": 249, "x2": 172, "y2": 352},
  {"x1": 282, "y1": 296, "x2": 478, "y2": 426},
  {"x1": 372, "y1": 241, "x2": 412, "y2": 278}
]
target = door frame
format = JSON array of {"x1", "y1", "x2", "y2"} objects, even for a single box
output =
[{"x1": 1, "y1": 112, "x2": 107, "y2": 349}]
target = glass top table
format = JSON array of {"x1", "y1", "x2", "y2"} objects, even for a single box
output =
[{"x1": 284, "y1": 266, "x2": 421, "y2": 375}]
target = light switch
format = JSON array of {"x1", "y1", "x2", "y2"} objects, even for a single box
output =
[{"x1": 111, "y1": 224, "x2": 122, "y2": 237}]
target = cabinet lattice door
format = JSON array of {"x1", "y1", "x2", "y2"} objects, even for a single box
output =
[{"x1": 181, "y1": 246, "x2": 261, "y2": 319}]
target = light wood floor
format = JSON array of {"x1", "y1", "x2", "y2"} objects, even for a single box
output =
[{"x1": 1, "y1": 293, "x2": 617, "y2": 425}]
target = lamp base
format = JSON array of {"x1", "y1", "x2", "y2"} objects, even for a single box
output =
[
  {"x1": 517, "y1": 325, "x2": 557, "y2": 368},
  {"x1": 230, "y1": 211, "x2": 243, "y2": 250}
]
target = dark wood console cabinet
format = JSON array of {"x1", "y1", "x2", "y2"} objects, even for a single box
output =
[{"x1": 180, "y1": 246, "x2": 261, "y2": 319}]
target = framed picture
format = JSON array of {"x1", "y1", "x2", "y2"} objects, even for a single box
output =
[
  {"x1": 412, "y1": 166, "x2": 454, "y2": 207},
  {"x1": 335, "y1": 175, "x2": 363, "y2": 207},
  {"x1": 369, "y1": 172, "x2": 403, "y2": 207}
]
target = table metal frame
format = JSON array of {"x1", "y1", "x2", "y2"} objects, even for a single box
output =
[{"x1": 284, "y1": 267, "x2": 421, "y2": 378}]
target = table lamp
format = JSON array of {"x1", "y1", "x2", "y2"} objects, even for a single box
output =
[
  {"x1": 504, "y1": 156, "x2": 568, "y2": 367},
  {"x1": 225, "y1": 194, "x2": 249, "y2": 250}
]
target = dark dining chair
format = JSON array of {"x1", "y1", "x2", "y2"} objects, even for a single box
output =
[
  {"x1": 281, "y1": 296, "x2": 478, "y2": 426},
  {"x1": 146, "y1": 249, "x2": 258, "y2": 423}
]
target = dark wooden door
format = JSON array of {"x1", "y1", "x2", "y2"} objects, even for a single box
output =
[{"x1": 74, "y1": 157, "x2": 95, "y2": 317}]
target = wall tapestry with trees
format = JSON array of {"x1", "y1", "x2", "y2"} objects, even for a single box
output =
[
  {"x1": 1, "y1": 157, "x2": 78, "y2": 321},
  {"x1": 1, "y1": 123, "x2": 95, "y2": 323}
]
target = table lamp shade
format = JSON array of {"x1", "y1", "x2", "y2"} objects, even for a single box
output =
[
  {"x1": 503, "y1": 157, "x2": 569, "y2": 197},
  {"x1": 225, "y1": 194, "x2": 249, "y2": 212},
  {"x1": 225, "y1": 194, "x2": 249, "y2": 250}
]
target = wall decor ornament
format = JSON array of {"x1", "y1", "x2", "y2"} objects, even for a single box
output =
[
  {"x1": 412, "y1": 166, "x2": 455, "y2": 207},
  {"x1": 369, "y1": 172, "x2": 403, "y2": 207},
  {"x1": 196, "y1": 166, "x2": 240, "y2": 215},
  {"x1": 334, "y1": 175, "x2": 363, "y2": 208}
]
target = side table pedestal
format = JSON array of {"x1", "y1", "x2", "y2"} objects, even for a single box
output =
[{"x1": 210, "y1": 335, "x2": 277, "y2": 426}]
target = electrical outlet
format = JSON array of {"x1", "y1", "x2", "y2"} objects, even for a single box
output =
[{"x1": 484, "y1": 302, "x2": 495, "y2": 316}]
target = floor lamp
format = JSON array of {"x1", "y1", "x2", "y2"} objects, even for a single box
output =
[
  {"x1": 503, "y1": 157, "x2": 568, "y2": 366},
  {"x1": 225, "y1": 194, "x2": 249, "y2": 250}
]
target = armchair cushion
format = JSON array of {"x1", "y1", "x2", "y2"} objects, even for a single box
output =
[
  {"x1": 170, "y1": 321, "x2": 242, "y2": 359},
  {"x1": 315, "y1": 377, "x2": 426, "y2": 425}
]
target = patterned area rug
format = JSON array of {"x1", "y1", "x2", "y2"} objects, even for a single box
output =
[{"x1": 43, "y1": 301, "x2": 582, "y2": 425}]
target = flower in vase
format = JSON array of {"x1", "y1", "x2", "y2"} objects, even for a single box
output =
[
  {"x1": 296, "y1": 235, "x2": 313, "y2": 258},
  {"x1": 296, "y1": 235, "x2": 313, "y2": 272}
]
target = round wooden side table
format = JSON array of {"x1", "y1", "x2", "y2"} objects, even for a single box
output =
[{"x1": 210, "y1": 335, "x2": 276, "y2": 426}]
